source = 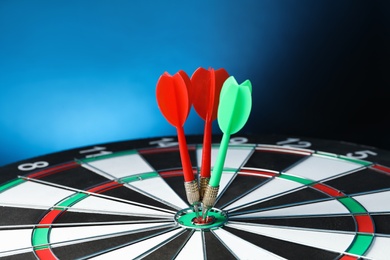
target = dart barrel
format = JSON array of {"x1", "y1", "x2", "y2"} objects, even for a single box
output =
[
  {"x1": 199, "y1": 176, "x2": 210, "y2": 200},
  {"x1": 202, "y1": 185, "x2": 219, "y2": 209},
  {"x1": 184, "y1": 179, "x2": 200, "y2": 205}
]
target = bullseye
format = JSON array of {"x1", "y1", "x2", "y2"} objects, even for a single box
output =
[
  {"x1": 174, "y1": 207, "x2": 228, "y2": 230},
  {"x1": 192, "y1": 216, "x2": 215, "y2": 226}
]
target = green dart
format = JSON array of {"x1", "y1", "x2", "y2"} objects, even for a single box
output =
[{"x1": 202, "y1": 76, "x2": 252, "y2": 218}]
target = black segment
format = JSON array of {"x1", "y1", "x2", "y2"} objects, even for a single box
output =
[
  {"x1": 324, "y1": 168, "x2": 390, "y2": 195},
  {"x1": 223, "y1": 226, "x2": 341, "y2": 260},
  {"x1": 51, "y1": 226, "x2": 177, "y2": 260},
  {"x1": 232, "y1": 187, "x2": 330, "y2": 214},
  {"x1": 215, "y1": 173, "x2": 269, "y2": 208},
  {"x1": 140, "y1": 148, "x2": 197, "y2": 172},
  {"x1": 37, "y1": 166, "x2": 110, "y2": 190},
  {"x1": 230, "y1": 215, "x2": 356, "y2": 232},
  {"x1": 145, "y1": 229, "x2": 191, "y2": 259},
  {"x1": 204, "y1": 231, "x2": 236, "y2": 259},
  {"x1": 101, "y1": 185, "x2": 177, "y2": 211},
  {"x1": 54, "y1": 211, "x2": 171, "y2": 224},
  {"x1": 244, "y1": 150, "x2": 308, "y2": 172},
  {"x1": 0, "y1": 206, "x2": 46, "y2": 226},
  {"x1": 372, "y1": 214, "x2": 390, "y2": 235}
]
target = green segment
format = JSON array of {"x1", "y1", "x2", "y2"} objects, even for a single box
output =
[
  {"x1": 120, "y1": 172, "x2": 159, "y2": 183},
  {"x1": 0, "y1": 178, "x2": 25, "y2": 193},
  {"x1": 211, "y1": 143, "x2": 256, "y2": 149},
  {"x1": 338, "y1": 197, "x2": 367, "y2": 214},
  {"x1": 338, "y1": 155, "x2": 372, "y2": 166},
  {"x1": 209, "y1": 168, "x2": 236, "y2": 173},
  {"x1": 80, "y1": 149, "x2": 137, "y2": 163},
  {"x1": 219, "y1": 168, "x2": 236, "y2": 173},
  {"x1": 56, "y1": 193, "x2": 88, "y2": 208},
  {"x1": 32, "y1": 228, "x2": 50, "y2": 250},
  {"x1": 273, "y1": 157, "x2": 373, "y2": 258},
  {"x1": 315, "y1": 151, "x2": 337, "y2": 158},
  {"x1": 279, "y1": 174, "x2": 314, "y2": 185},
  {"x1": 346, "y1": 234, "x2": 374, "y2": 255},
  {"x1": 316, "y1": 152, "x2": 371, "y2": 166},
  {"x1": 337, "y1": 197, "x2": 373, "y2": 256}
]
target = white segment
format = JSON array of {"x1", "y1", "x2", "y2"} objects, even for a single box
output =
[
  {"x1": 284, "y1": 155, "x2": 362, "y2": 181},
  {"x1": 175, "y1": 231, "x2": 203, "y2": 260},
  {"x1": 68, "y1": 195, "x2": 173, "y2": 217},
  {"x1": 353, "y1": 190, "x2": 390, "y2": 212},
  {"x1": 232, "y1": 199, "x2": 349, "y2": 218},
  {"x1": 227, "y1": 222, "x2": 354, "y2": 253},
  {"x1": 82, "y1": 153, "x2": 155, "y2": 179},
  {"x1": 128, "y1": 177, "x2": 188, "y2": 209},
  {"x1": 212, "y1": 228, "x2": 285, "y2": 259},
  {"x1": 50, "y1": 222, "x2": 170, "y2": 247},
  {"x1": 218, "y1": 171, "x2": 236, "y2": 197},
  {"x1": 223, "y1": 178, "x2": 302, "y2": 211},
  {"x1": 0, "y1": 229, "x2": 33, "y2": 256},
  {"x1": 89, "y1": 228, "x2": 183, "y2": 259},
  {"x1": 0, "y1": 181, "x2": 74, "y2": 209},
  {"x1": 197, "y1": 146, "x2": 253, "y2": 169},
  {"x1": 365, "y1": 235, "x2": 390, "y2": 260}
]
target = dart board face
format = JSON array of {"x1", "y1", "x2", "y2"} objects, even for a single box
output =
[{"x1": 1, "y1": 135, "x2": 390, "y2": 260}]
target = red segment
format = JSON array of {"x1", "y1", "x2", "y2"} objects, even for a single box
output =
[
  {"x1": 87, "y1": 181, "x2": 122, "y2": 194},
  {"x1": 256, "y1": 147, "x2": 312, "y2": 156},
  {"x1": 35, "y1": 248, "x2": 58, "y2": 260},
  {"x1": 140, "y1": 146, "x2": 196, "y2": 155},
  {"x1": 28, "y1": 161, "x2": 79, "y2": 179},
  {"x1": 39, "y1": 209, "x2": 63, "y2": 227},
  {"x1": 312, "y1": 183, "x2": 344, "y2": 197},
  {"x1": 159, "y1": 169, "x2": 197, "y2": 178},
  {"x1": 355, "y1": 214, "x2": 375, "y2": 233},
  {"x1": 240, "y1": 168, "x2": 277, "y2": 177},
  {"x1": 372, "y1": 164, "x2": 390, "y2": 175},
  {"x1": 339, "y1": 255, "x2": 358, "y2": 260}
]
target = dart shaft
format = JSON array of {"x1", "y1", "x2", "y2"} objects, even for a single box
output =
[
  {"x1": 199, "y1": 120, "x2": 212, "y2": 199},
  {"x1": 177, "y1": 126, "x2": 195, "y2": 182},
  {"x1": 209, "y1": 133, "x2": 230, "y2": 187},
  {"x1": 200, "y1": 121, "x2": 212, "y2": 178}
]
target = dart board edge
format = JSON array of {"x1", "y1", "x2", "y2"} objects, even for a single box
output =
[{"x1": 0, "y1": 134, "x2": 389, "y2": 260}]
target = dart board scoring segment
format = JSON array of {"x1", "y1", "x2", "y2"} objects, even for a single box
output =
[{"x1": 0, "y1": 135, "x2": 390, "y2": 259}]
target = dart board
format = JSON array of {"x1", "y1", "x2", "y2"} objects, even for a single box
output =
[{"x1": 1, "y1": 135, "x2": 390, "y2": 260}]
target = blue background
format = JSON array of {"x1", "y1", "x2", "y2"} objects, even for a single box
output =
[{"x1": 0, "y1": 0, "x2": 389, "y2": 166}]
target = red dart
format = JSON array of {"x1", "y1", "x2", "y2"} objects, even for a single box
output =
[
  {"x1": 190, "y1": 67, "x2": 229, "y2": 198},
  {"x1": 156, "y1": 71, "x2": 194, "y2": 183}
]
